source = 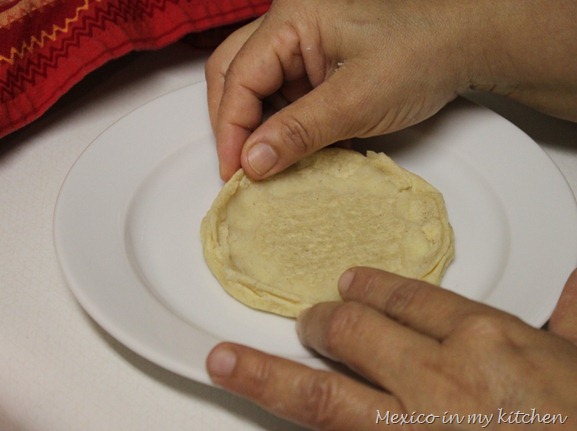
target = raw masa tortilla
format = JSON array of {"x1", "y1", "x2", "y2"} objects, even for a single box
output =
[{"x1": 201, "y1": 148, "x2": 454, "y2": 318}]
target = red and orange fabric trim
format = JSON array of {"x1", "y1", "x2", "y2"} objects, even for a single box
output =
[{"x1": 0, "y1": 0, "x2": 270, "y2": 138}]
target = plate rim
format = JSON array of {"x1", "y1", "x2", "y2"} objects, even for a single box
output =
[{"x1": 53, "y1": 82, "x2": 577, "y2": 384}]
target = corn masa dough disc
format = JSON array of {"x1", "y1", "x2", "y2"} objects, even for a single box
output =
[{"x1": 201, "y1": 148, "x2": 454, "y2": 317}]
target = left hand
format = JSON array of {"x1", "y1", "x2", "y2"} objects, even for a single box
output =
[
  {"x1": 205, "y1": 0, "x2": 474, "y2": 181},
  {"x1": 206, "y1": 267, "x2": 577, "y2": 430}
]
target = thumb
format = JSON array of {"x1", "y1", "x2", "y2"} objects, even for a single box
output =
[
  {"x1": 239, "y1": 69, "x2": 372, "y2": 179},
  {"x1": 548, "y1": 268, "x2": 577, "y2": 345}
]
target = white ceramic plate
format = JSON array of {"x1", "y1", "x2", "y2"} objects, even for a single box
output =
[{"x1": 54, "y1": 82, "x2": 577, "y2": 385}]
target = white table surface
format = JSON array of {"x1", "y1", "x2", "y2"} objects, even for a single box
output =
[{"x1": 1, "y1": 42, "x2": 576, "y2": 431}]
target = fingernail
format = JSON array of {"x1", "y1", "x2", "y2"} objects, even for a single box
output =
[
  {"x1": 247, "y1": 143, "x2": 278, "y2": 175},
  {"x1": 338, "y1": 270, "x2": 355, "y2": 296},
  {"x1": 207, "y1": 346, "x2": 237, "y2": 377}
]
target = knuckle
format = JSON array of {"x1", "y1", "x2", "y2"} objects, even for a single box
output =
[
  {"x1": 271, "y1": 21, "x2": 300, "y2": 51},
  {"x1": 205, "y1": 50, "x2": 229, "y2": 84},
  {"x1": 204, "y1": 53, "x2": 219, "y2": 77},
  {"x1": 459, "y1": 313, "x2": 500, "y2": 334},
  {"x1": 221, "y1": 63, "x2": 241, "y2": 89},
  {"x1": 299, "y1": 372, "x2": 344, "y2": 428},
  {"x1": 457, "y1": 313, "x2": 517, "y2": 345},
  {"x1": 278, "y1": 115, "x2": 315, "y2": 155},
  {"x1": 323, "y1": 302, "x2": 365, "y2": 357},
  {"x1": 384, "y1": 279, "x2": 427, "y2": 321},
  {"x1": 243, "y1": 354, "x2": 273, "y2": 399}
]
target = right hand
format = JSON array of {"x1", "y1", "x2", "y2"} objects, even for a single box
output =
[{"x1": 207, "y1": 267, "x2": 577, "y2": 430}]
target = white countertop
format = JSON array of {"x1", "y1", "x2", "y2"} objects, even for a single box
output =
[{"x1": 1, "y1": 42, "x2": 576, "y2": 431}]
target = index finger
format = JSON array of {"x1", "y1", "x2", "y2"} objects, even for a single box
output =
[
  {"x1": 214, "y1": 14, "x2": 317, "y2": 180},
  {"x1": 205, "y1": 17, "x2": 263, "y2": 134},
  {"x1": 338, "y1": 267, "x2": 515, "y2": 340},
  {"x1": 297, "y1": 300, "x2": 440, "y2": 399}
]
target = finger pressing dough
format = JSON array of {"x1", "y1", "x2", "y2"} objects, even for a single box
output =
[{"x1": 201, "y1": 148, "x2": 454, "y2": 317}]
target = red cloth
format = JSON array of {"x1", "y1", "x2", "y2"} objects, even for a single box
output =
[{"x1": 0, "y1": 0, "x2": 271, "y2": 139}]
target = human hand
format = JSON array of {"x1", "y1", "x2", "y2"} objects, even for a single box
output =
[
  {"x1": 207, "y1": 267, "x2": 577, "y2": 430},
  {"x1": 205, "y1": 0, "x2": 479, "y2": 180}
]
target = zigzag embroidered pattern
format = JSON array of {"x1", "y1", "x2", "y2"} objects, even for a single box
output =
[
  {"x1": 0, "y1": 0, "x2": 270, "y2": 139},
  {"x1": 0, "y1": 0, "x2": 180, "y2": 101},
  {"x1": 0, "y1": 0, "x2": 90, "y2": 65}
]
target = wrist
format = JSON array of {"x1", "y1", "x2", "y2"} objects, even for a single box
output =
[
  {"x1": 429, "y1": 0, "x2": 504, "y2": 97},
  {"x1": 404, "y1": 0, "x2": 500, "y2": 100},
  {"x1": 453, "y1": 0, "x2": 577, "y2": 121}
]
